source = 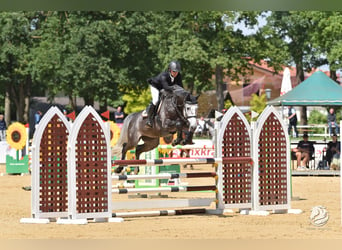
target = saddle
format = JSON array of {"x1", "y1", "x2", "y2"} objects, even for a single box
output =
[
  {"x1": 141, "y1": 89, "x2": 177, "y2": 118},
  {"x1": 141, "y1": 99, "x2": 162, "y2": 118}
]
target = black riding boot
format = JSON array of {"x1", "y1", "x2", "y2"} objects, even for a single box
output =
[{"x1": 145, "y1": 103, "x2": 156, "y2": 128}]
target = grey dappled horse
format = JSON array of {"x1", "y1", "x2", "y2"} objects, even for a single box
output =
[{"x1": 112, "y1": 85, "x2": 199, "y2": 174}]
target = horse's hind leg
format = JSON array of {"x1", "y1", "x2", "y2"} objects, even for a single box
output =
[
  {"x1": 114, "y1": 142, "x2": 130, "y2": 174},
  {"x1": 134, "y1": 137, "x2": 160, "y2": 174},
  {"x1": 135, "y1": 137, "x2": 160, "y2": 159}
]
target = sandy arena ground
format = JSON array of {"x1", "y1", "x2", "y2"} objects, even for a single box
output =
[{"x1": 1, "y1": 163, "x2": 342, "y2": 240}]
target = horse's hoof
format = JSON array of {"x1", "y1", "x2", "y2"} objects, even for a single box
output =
[
  {"x1": 172, "y1": 139, "x2": 181, "y2": 146},
  {"x1": 182, "y1": 140, "x2": 194, "y2": 145},
  {"x1": 114, "y1": 166, "x2": 123, "y2": 174},
  {"x1": 163, "y1": 135, "x2": 174, "y2": 144}
]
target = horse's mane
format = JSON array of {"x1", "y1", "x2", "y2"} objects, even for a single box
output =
[{"x1": 161, "y1": 85, "x2": 197, "y2": 104}]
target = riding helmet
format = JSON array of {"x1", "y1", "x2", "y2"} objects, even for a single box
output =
[{"x1": 168, "y1": 60, "x2": 181, "y2": 72}]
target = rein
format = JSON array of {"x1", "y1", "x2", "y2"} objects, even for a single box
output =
[{"x1": 170, "y1": 93, "x2": 197, "y2": 126}]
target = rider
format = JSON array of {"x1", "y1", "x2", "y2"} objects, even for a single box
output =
[{"x1": 145, "y1": 60, "x2": 183, "y2": 128}]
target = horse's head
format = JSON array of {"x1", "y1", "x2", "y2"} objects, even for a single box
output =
[
  {"x1": 183, "y1": 93, "x2": 199, "y2": 132},
  {"x1": 163, "y1": 86, "x2": 199, "y2": 132}
]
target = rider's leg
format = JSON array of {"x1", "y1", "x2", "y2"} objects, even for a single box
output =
[
  {"x1": 145, "y1": 103, "x2": 156, "y2": 127},
  {"x1": 146, "y1": 85, "x2": 159, "y2": 127}
]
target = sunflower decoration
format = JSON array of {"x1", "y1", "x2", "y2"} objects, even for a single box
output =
[
  {"x1": 109, "y1": 121, "x2": 121, "y2": 146},
  {"x1": 6, "y1": 122, "x2": 28, "y2": 150}
]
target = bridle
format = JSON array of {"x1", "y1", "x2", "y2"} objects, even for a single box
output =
[{"x1": 171, "y1": 93, "x2": 198, "y2": 126}]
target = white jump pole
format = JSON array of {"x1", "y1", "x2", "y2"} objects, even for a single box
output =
[
  {"x1": 158, "y1": 144, "x2": 215, "y2": 150},
  {"x1": 112, "y1": 158, "x2": 222, "y2": 166},
  {"x1": 112, "y1": 172, "x2": 217, "y2": 181},
  {"x1": 112, "y1": 208, "x2": 207, "y2": 218},
  {"x1": 112, "y1": 185, "x2": 217, "y2": 194},
  {"x1": 112, "y1": 157, "x2": 252, "y2": 167}
]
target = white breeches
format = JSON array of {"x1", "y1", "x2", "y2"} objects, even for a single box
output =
[{"x1": 150, "y1": 85, "x2": 159, "y2": 105}]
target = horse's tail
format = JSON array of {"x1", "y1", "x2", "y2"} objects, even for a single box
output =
[
  {"x1": 111, "y1": 144, "x2": 123, "y2": 160},
  {"x1": 111, "y1": 115, "x2": 131, "y2": 159}
]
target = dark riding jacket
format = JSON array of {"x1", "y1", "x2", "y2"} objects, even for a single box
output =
[{"x1": 148, "y1": 71, "x2": 183, "y2": 91}]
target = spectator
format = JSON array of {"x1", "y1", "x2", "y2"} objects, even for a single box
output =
[
  {"x1": 0, "y1": 113, "x2": 7, "y2": 141},
  {"x1": 34, "y1": 110, "x2": 42, "y2": 125},
  {"x1": 287, "y1": 106, "x2": 298, "y2": 137},
  {"x1": 327, "y1": 108, "x2": 340, "y2": 135},
  {"x1": 114, "y1": 106, "x2": 124, "y2": 124},
  {"x1": 292, "y1": 133, "x2": 315, "y2": 170},
  {"x1": 325, "y1": 133, "x2": 340, "y2": 168}
]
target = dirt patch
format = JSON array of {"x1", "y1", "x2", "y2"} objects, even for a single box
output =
[{"x1": 1, "y1": 163, "x2": 342, "y2": 239}]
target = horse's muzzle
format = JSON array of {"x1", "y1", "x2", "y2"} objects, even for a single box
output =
[{"x1": 187, "y1": 117, "x2": 198, "y2": 131}]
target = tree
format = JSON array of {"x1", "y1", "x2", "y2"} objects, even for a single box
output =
[
  {"x1": 31, "y1": 12, "x2": 119, "y2": 112},
  {"x1": 32, "y1": 11, "x2": 158, "y2": 113},
  {"x1": 0, "y1": 11, "x2": 39, "y2": 123},
  {"x1": 148, "y1": 11, "x2": 260, "y2": 111},
  {"x1": 249, "y1": 93, "x2": 267, "y2": 122},
  {"x1": 261, "y1": 11, "x2": 323, "y2": 124},
  {"x1": 310, "y1": 11, "x2": 342, "y2": 81},
  {"x1": 122, "y1": 88, "x2": 151, "y2": 113},
  {"x1": 3, "y1": 11, "x2": 340, "y2": 123}
]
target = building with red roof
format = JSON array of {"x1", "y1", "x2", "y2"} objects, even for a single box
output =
[{"x1": 197, "y1": 59, "x2": 341, "y2": 117}]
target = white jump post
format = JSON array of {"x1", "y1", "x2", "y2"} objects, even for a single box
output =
[{"x1": 21, "y1": 105, "x2": 297, "y2": 224}]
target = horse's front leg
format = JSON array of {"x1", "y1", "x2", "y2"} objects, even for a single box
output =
[
  {"x1": 172, "y1": 122, "x2": 184, "y2": 146},
  {"x1": 181, "y1": 130, "x2": 195, "y2": 145}
]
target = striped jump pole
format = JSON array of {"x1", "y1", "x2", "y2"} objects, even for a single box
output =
[
  {"x1": 112, "y1": 157, "x2": 253, "y2": 167},
  {"x1": 112, "y1": 158, "x2": 221, "y2": 166},
  {"x1": 112, "y1": 185, "x2": 217, "y2": 194},
  {"x1": 112, "y1": 208, "x2": 206, "y2": 218},
  {"x1": 158, "y1": 144, "x2": 215, "y2": 150},
  {"x1": 112, "y1": 172, "x2": 217, "y2": 181}
]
